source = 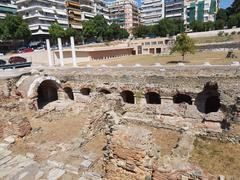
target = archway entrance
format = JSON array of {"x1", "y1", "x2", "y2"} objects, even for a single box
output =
[
  {"x1": 64, "y1": 87, "x2": 74, "y2": 100},
  {"x1": 37, "y1": 80, "x2": 59, "y2": 109},
  {"x1": 195, "y1": 81, "x2": 221, "y2": 114},
  {"x1": 121, "y1": 90, "x2": 134, "y2": 104},
  {"x1": 145, "y1": 92, "x2": 161, "y2": 104},
  {"x1": 80, "y1": 88, "x2": 91, "y2": 95},
  {"x1": 205, "y1": 96, "x2": 220, "y2": 114},
  {"x1": 173, "y1": 94, "x2": 192, "y2": 105},
  {"x1": 99, "y1": 89, "x2": 111, "y2": 94}
]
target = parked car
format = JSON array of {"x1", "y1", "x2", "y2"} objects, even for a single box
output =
[
  {"x1": 17, "y1": 47, "x2": 34, "y2": 53},
  {"x1": 0, "y1": 59, "x2": 6, "y2": 65},
  {"x1": 22, "y1": 48, "x2": 34, "y2": 53},
  {"x1": 9, "y1": 56, "x2": 27, "y2": 64}
]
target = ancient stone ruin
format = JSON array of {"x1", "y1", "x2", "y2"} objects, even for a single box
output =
[{"x1": 0, "y1": 66, "x2": 240, "y2": 179}]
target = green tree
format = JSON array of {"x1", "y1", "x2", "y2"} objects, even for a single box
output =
[
  {"x1": 0, "y1": 14, "x2": 31, "y2": 42},
  {"x1": 118, "y1": 28, "x2": 129, "y2": 39},
  {"x1": 132, "y1": 25, "x2": 149, "y2": 38},
  {"x1": 204, "y1": 21, "x2": 215, "y2": 31},
  {"x1": 190, "y1": 20, "x2": 204, "y2": 32},
  {"x1": 92, "y1": 15, "x2": 108, "y2": 40},
  {"x1": 228, "y1": 0, "x2": 240, "y2": 15},
  {"x1": 49, "y1": 23, "x2": 65, "y2": 40},
  {"x1": 227, "y1": 13, "x2": 240, "y2": 28},
  {"x1": 82, "y1": 19, "x2": 96, "y2": 39},
  {"x1": 171, "y1": 33, "x2": 195, "y2": 61},
  {"x1": 215, "y1": 19, "x2": 225, "y2": 30},
  {"x1": 106, "y1": 23, "x2": 121, "y2": 40},
  {"x1": 216, "y1": 9, "x2": 228, "y2": 22},
  {"x1": 65, "y1": 27, "x2": 78, "y2": 38},
  {"x1": 155, "y1": 19, "x2": 176, "y2": 37}
]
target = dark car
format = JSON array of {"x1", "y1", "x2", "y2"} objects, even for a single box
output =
[
  {"x1": 0, "y1": 59, "x2": 6, "y2": 65},
  {"x1": 9, "y1": 56, "x2": 27, "y2": 64}
]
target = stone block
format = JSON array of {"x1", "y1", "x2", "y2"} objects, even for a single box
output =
[
  {"x1": 80, "y1": 160, "x2": 92, "y2": 169},
  {"x1": 47, "y1": 160, "x2": 64, "y2": 169},
  {"x1": 47, "y1": 168, "x2": 65, "y2": 180},
  {"x1": 65, "y1": 164, "x2": 79, "y2": 174},
  {"x1": 4, "y1": 136, "x2": 15, "y2": 144}
]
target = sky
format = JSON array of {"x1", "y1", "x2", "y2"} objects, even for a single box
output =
[{"x1": 220, "y1": 0, "x2": 234, "y2": 9}]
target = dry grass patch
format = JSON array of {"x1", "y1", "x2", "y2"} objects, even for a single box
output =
[
  {"x1": 190, "y1": 138, "x2": 240, "y2": 178},
  {"x1": 78, "y1": 51, "x2": 240, "y2": 67},
  {"x1": 193, "y1": 34, "x2": 240, "y2": 44}
]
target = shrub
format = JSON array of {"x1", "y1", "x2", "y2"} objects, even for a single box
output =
[
  {"x1": 217, "y1": 31, "x2": 224, "y2": 36},
  {"x1": 237, "y1": 31, "x2": 240, "y2": 35},
  {"x1": 224, "y1": 32, "x2": 229, "y2": 36},
  {"x1": 231, "y1": 31, "x2": 236, "y2": 35}
]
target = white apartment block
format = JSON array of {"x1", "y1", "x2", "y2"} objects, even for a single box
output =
[
  {"x1": 16, "y1": 0, "x2": 68, "y2": 37},
  {"x1": 140, "y1": 0, "x2": 165, "y2": 26}
]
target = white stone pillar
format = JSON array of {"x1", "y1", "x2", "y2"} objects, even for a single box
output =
[
  {"x1": 70, "y1": 36, "x2": 77, "y2": 67},
  {"x1": 58, "y1": 38, "x2": 64, "y2": 67},
  {"x1": 46, "y1": 39, "x2": 52, "y2": 67}
]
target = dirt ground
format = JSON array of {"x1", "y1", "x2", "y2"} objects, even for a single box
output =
[
  {"x1": 77, "y1": 50, "x2": 240, "y2": 67},
  {"x1": 190, "y1": 137, "x2": 240, "y2": 178}
]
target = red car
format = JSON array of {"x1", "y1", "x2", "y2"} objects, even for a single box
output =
[
  {"x1": 9, "y1": 56, "x2": 27, "y2": 64},
  {"x1": 18, "y1": 47, "x2": 33, "y2": 53},
  {"x1": 22, "y1": 48, "x2": 34, "y2": 53}
]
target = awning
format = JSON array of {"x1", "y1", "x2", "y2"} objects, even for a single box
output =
[
  {"x1": 55, "y1": 10, "x2": 67, "y2": 16},
  {"x1": 41, "y1": 8, "x2": 54, "y2": 14},
  {"x1": 57, "y1": 19, "x2": 68, "y2": 25},
  {"x1": 71, "y1": 24, "x2": 82, "y2": 29},
  {"x1": 40, "y1": 26, "x2": 49, "y2": 30},
  {"x1": 29, "y1": 26, "x2": 39, "y2": 31},
  {"x1": 70, "y1": 10, "x2": 81, "y2": 15}
]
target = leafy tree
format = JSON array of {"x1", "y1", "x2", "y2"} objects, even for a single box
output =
[
  {"x1": 190, "y1": 21, "x2": 204, "y2": 32},
  {"x1": 228, "y1": 0, "x2": 240, "y2": 15},
  {"x1": 65, "y1": 27, "x2": 78, "y2": 38},
  {"x1": 82, "y1": 19, "x2": 96, "y2": 40},
  {"x1": 227, "y1": 13, "x2": 240, "y2": 28},
  {"x1": 204, "y1": 21, "x2": 215, "y2": 31},
  {"x1": 216, "y1": 9, "x2": 228, "y2": 22},
  {"x1": 92, "y1": 15, "x2": 108, "y2": 40},
  {"x1": 155, "y1": 19, "x2": 176, "y2": 37},
  {"x1": 215, "y1": 19, "x2": 225, "y2": 30},
  {"x1": 49, "y1": 23, "x2": 65, "y2": 40},
  {"x1": 0, "y1": 14, "x2": 31, "y2": 42},
  {"x1": 171, "y1": 33, "x2": 195, "y2": 61},
  {"x1": 106, "y1": 23, "x2": 121, "y2": 40},
  {"x1": 118, "y1": 28, "x2": 129, "y2": 39},
  {"x1": 132, "y1": 25, "x2": 149, "y2": 38}
]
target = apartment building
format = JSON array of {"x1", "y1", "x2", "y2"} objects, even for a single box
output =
[
  {"x1": 184, "y1": 0, "x2": 219, "y2": 25},
  {"x1": 109, "y1": 0, "x2": 139, "y2": 32},
  {"x1": 165, "y1": 0, "x2": 184, "y2": 20},
  {"x1": 140, "y1": 0, "x2": 165, "y2": 26},
  {"x1": 0, "y1": 0, "x2": 17, "y2": 19},
  {"x1": 66, "y1": 0, "x2": 109, "y2": 29},
  {"x1": 66, "y1": 0, "x2": 82, "y2": 29},
  {"x1": 16, "y1": 0, "x2": 68, "y2": 37}
]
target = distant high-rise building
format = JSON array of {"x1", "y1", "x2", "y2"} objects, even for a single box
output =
[
  {"x1": 66, "y1": 0, "x2": 109, "y2": 30},
  {"x1": 16, "y1": 0, "x2": 68, "y2": 38},
  {"x1": 165, "y1": 0, "x2": 184, "y2": 20},
  {"x1": 0, "y1": 0, "x2": 17, "y2": 19},
  {"x1": 140, "y1": 0, "x2": 164, "y2": 25},
  {"x1": 184, "y1": 0, "x2": 219, "y2": 26},
  {"x1": 109, "y1": 0, "x2": 139, "y2": 32}
]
